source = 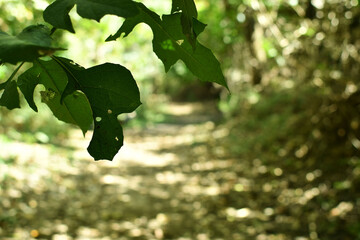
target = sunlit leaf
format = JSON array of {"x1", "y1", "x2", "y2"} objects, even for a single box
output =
[
  {"x1": 36, "y1": 60, "x2": 93, "y2": 135},
  {"x1": 17, "y1": 60, "x2": 93, "y2": 134},
  {"x1": 107, "y1": 3, "x2": 227, "y2": 89}
]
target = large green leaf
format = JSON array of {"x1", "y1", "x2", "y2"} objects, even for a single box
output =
[
  {"x1": 52, "y1": 57, "x2": 141, "y2": 160},
  {"x1": 17, "y1": 67, "x2": 40, "y2": 112},
  {"x1": 172, "y1": 0, "x2": 197, "y2": 18},
  {"x1": 0, "y1": 80, "x2": 20, "y2": 110},
  {"x1": 192, "y1": 18, "x2": 207, "y2": 37},
  {"x1": 77, "y1": 0, "x2": 139, "y2": 21},
  {"x1": 0, "y1": 25, "x2": 63, "y2": 64},
  {"x1": 37, "y1": 60, "x2": 93, "y2": 135},
  {"x1": 17, "y1": 60, "x2": 93, "y2": 134},
  {"x1": 107, "y1": 3, "x2": 228, "y2": 88},
  {"x1": 43, "y1": 0, "x2": 139, "y2": 32},
  {"x1": 171, "y1": 0, "x2": 198, "y2": 47},
  {"x1": 0, "y1": 63, "x2": 24, "y2": 110},
  {"x1": 43, "y1": 0, "x2": 76, "y2": 33}
]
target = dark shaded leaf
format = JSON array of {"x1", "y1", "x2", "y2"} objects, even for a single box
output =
[
  {"x1": 17, "y1": 66, "x2": 40, "y2": 112},
  {"x1": 43, "y1": 0, "x2": 139, "y2": 32},
  {"x1": 171, "y1": 0, "x2": 197, "y2": 18},
  {"x1": 77, "y1": 0, "x2": 139, "y2": 22},
  {"x1": 171, "y1": 0, "x2": 198, "y2": 47},
  {"x1": 52, "y1": 57, "x2": 141, "y2": 160},
  {"x1": 192, "y1": 18, "x2": 207, "y2": 37},
  {"x1": 43, "y1": 0, "x2": 76, "y2": 33},
  {"x1": 0, "y1": 80, "x2": 20, "y2": 110},
  {"x1": 0, "y1": 25, "x2": 63, "y2": 64}
]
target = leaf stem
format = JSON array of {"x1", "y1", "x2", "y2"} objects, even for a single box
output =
[
  {"x1": 50, "y1": 27, "x2": 57, "y2": 36},
  {"x1": 2, "y1": 62, "x2": 25, "y2": 85}
]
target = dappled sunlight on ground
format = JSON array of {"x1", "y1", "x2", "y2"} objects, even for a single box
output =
[{"x1": 0, "y1": 101, "x2": 359, "y2": 240}]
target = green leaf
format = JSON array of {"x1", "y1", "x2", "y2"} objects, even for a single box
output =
[
  {"x1": 17, "y1": 60, "x2": 92, "y2": 134},
  {"x1": 0, "y1": 62, "x2": 24, "y2": 110},
  {"x1": 76, "y1": 0, "x2": 139, "y2": 21},
  {"x1": 171, "y1": 0, "x2": 198, "y2": 47},
  {"x1": 107, "y1": 3, "x2": 228, "y2": 89},
  {"x1": 43, "y1": 0, "x2": 139, "y2": 32},
  {"x1": 192, "y1": 18, "x2": 207, "y2": 37},
  {"x1": 43, "y1": 0, "x2": 76, "y2": 33},
  {"x1": 0, "y1": 25, "x2": 63, "y2": 64},
  {"x1": 172, "y1": 0, "x2": 197, "y2": 18},
  {"x1": 52, "y1": 57, "x2": 141, "y2": 160},
  {"x1": 80, "y1": 64, "x2": 141, "y2": 160},
  {"x1": 0, "y1": 80, "x2": 20, "y2": 110},
  {"x1": 17, "y1": 67, "x2": 40, "y2": 112}
]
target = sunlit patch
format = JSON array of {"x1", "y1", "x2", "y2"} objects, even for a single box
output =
[
  {"x1": 155, "y1": 171, "x2": 185, "y2": 184},
  {"x1": 351, "y1": 138, "x2": 360, "y2": 149},
  {"x1": 295, "y1": 145, "x2": 308, "y2": 158},
  {"x1": 344, "y1": 82, "x2": 358, "y2": 96},
  {"x1": 234, "y1": 184, "x2": 244, "y2": 192},
  {"x1": 263, "y1": 183, "x2": 272, "y2": 192},
  {"x1": 95, "y1": 117, "x2": 102, "y2": 122},
  {"x1": 264, "y1": 207, "x2": 274, "y2": 216},
  {"x1": 306, "y1": 172, "x2": 315, "y2": 182},
  {"x1": 161, "y1": 39, "x2": 175, "y2": 50},
  {"x1": 30, "y1": 229, "x2": 39, "y2": 238},
  {"x1": 274, "y1": 168, "x2": 283, "y2": 176},
  {"x1": 330, "y1": 202, "x2": 354, "y2": 217},
  {"x1": 115, "y1": 142, "x2": 177, "y2": 167},
  {"x1": 28, "y1": 199, "x2": 38, "y2": 208},
  {"x1": 77, "y1": 227, "x2": 100, "y2": 238},
  {"x1": 40, "y1": 88, "x2": 56, "y2": 102},
  {"x1": 345, "y1": 11, "x2": 353, "y2": 19},
  {"x1": 8, "y1": 188, "x2": 22, "y2": 198},
  {"x1": 236, "y1": 13, "x2": 246, "y2": 23},
  {"x1": 304, "y1": 187, "x2": 320, "y2": 200},
  {"x1": 258, "y1": 165, "x2": 267, "y2": 174},
  {"x1": 100, "y1": 175, "x2": 128, "y2": 185},
  {"x1": 176, "y1": 39, "x2": 184, "y2": 45},
  {"x1": 226, "y1": 207, "x2": 252, "y2": 219},
  {"x1": 312, "y1": 0, "x2": 325, "y2": 9},
  {"x1": 33, "y1": 0, "x2": 49, "y2": 10},
  {"x1": 289, "y1": 0, "x2": 298, "y2": 6},
  {"x1": 55, "y1": 224, "x2": 68, "y2": 233}
]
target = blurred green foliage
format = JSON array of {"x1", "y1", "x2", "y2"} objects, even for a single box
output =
[{"x1": 200, "y1": 0, "x2": 360, "y2": 238}]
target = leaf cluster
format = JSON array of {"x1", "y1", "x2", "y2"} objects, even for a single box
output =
[{"x1": 0, "y1": 0, "x2": 227, "y2": 160}]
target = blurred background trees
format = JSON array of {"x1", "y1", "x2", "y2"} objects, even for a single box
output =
[{"x1": 1, "y1": 0, "x2": 360, "y2": 239}]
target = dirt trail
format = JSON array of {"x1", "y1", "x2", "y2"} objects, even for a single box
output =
[
  {"x1": 2, "y1": 102, "x2": 359, "y2": 240},
  {"x1": 67, "y1": 101, "x2": 223, "y2": 165},
  {"x1": 1, "y1": 101, "x2": 239, "y2": 240}
]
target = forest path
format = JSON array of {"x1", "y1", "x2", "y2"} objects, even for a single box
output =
[
  {"x1": 2, "y1": 101, "x2": 356, "y2": 240},
  {"x1": 1, "y1": 101, "x2": 245, "y2": 240},
  {"x1": 68, "y1": 101, "x2": 224, "y2": 166}
]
